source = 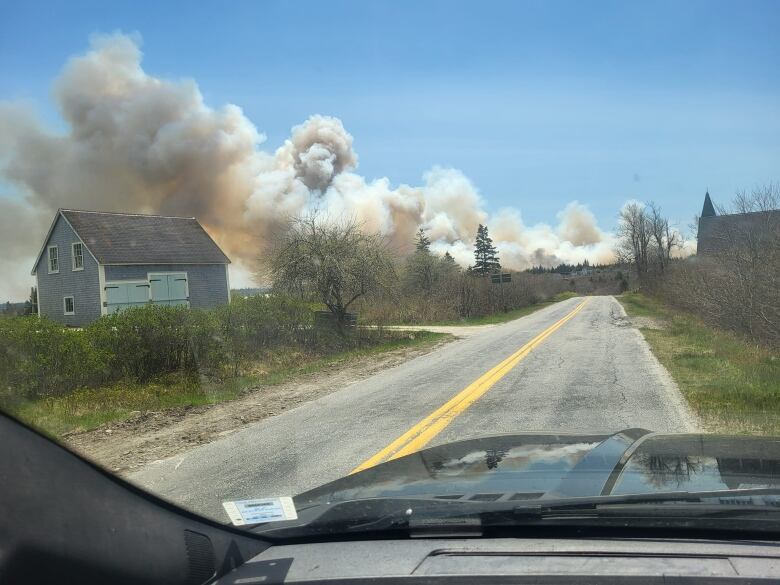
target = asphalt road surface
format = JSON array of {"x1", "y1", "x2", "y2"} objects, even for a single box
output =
[{"x1": 131, "y1": 295, "x2": 698, "y2": 521}]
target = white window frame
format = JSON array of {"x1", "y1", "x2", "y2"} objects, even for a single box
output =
[
  {"x1": 63, "y1": 295, "x2": 75, "y2": 316},
  {"x1": 47, "y1": 245, "x2": 59, "y2": 274},
  {"x1": 71, "y1": 242, "x2": 84, "y2": 271}
]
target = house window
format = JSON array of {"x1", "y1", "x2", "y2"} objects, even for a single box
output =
[
  {"x1": 72, "y1": 242, "x2": 84, "y2": 270},
  {"x1": 48, "y1": 245, "x2": 59, "y2": 273},
  {"x1": 63, "y1": 296, "x2": 75, "y2": 316}
]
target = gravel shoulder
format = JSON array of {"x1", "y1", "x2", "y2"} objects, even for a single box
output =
[{"x1": 65, "y1": 335, "x2": 454, "y2": 474}]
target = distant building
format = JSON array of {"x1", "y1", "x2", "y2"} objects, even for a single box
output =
[
  {"x1": 31, "y1": 209, "x2": 231, "y2": 326},
  {"x1": 697, "y1": 192, "x2": 779, "y2": 256}
]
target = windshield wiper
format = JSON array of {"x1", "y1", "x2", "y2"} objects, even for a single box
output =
[
  {"x1": 512, "y1": 487, "x2": 780, "y2": 517},
  {"x1": 253, "y1": 488, "x2": 780, "y2": 539}
]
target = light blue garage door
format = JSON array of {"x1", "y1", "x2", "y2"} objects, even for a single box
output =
[
  {"x1": 149, "y1": 273, "x2": 189, "y2": 307},
  {"x1": 105, "y1": 282, "x2": 151, "y2": 314}
]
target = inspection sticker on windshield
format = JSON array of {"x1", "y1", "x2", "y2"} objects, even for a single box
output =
[{"x1": 222, "y1": 497, "x2": 298, "y2": 526}]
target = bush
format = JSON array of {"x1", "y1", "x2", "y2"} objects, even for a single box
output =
[
  {"x1": 215, "y1": 295, "x2": 312, "y2": 374},
  {"x1": 88, "y1": 305, "x2": 231, "y2": 382},
  {"x1": 0, "y1": 316, "x2": 107, "y2": 400},
  {"x1": 0, "y1": 297, "x2": 314, "y2": 401},
  {"x1": 652, "y1": 257, "x2": 779, "y2": 348}
]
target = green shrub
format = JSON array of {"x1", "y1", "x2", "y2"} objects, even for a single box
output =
[
  {"x1": 0, "y1": 296, "x2": 320, "y2": 402},
  {"x1": 216, "y1": 295, "x2": 312, "y2": 374},
  {"x1": 86, "y1": 305, "x2": 224, "y2": 382},
  {"x1": 0, "y1": 316, "x2": 107, "y2": 400}
]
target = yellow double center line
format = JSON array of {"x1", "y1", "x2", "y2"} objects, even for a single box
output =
[{"x1": 351, "y1": 298, "x2": 590, "y2": 474}]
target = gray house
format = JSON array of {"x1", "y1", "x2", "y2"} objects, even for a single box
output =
[
  {"x1": 31, "y1": 209, "x2": 231, "y2": 326},
  {"x1": 697, "y1": 192, "x2": 780, "y2": 256}
]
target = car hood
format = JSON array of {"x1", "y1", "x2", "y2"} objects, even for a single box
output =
[{"x1": 296, "y1": 429, "x2": 780, "y2": 506}]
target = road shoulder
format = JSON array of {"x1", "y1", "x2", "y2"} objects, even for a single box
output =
[
  {"x1": 611, "y1": 296, "x2": 700, "y2": 432},
  {"x1": 65, "y1": 333, "x2": 455, "y2": 474}
]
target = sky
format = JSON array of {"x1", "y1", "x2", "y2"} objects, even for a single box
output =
[{"x1": 1, "y1": 0, "x2": 779, "y2": 299}]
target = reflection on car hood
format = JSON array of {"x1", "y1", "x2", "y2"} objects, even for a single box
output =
[{"x1": 296, "y1": 429, "x2": 780, "y2": 506}]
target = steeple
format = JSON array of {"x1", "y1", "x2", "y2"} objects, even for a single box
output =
[{"x1": 701, "y1": 191, "x2": 716, "y2": 217}]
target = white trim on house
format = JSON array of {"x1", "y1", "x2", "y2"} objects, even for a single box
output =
[
  {"x1": 225, "y1": 264, "x2": 231, "y2": 304},
  {"x1": 47, "y1": 245, "x2": 59, "y2": 274},
  {"x1": 71, "y1": 242, "x2": 84, "y2": 271},
  {"x1": 63, "y1": 295, "x2": 75, "y2": 316},
  {"x1": 98, "y1": 264, "x2": 108, "y2": 316},
  {"x1": 31, "y1": 212, "x2": 62, "y2": 275},
  {"x1": 31, "y1": 210, "x2": 101, "y2": 275},
  {"x1": 35, "y1": 273, "x2": 40, "y2": 317},
  {"x1": 57, "y1": 210, "x2": 100, "y2": 266}
]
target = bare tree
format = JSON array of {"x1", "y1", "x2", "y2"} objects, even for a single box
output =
[
  {"x1": 616, "y1": 202, "x2": 651, "y2": 279},
  {"x1": 617, "y1": 202, "x2": 681, "y2": 285},
  {"x1": 268, "y1": 214, "x2": 397, "y2": 326},
  {"x1": 733, "y1": 182, "x2": 780, "y2": 214},
  {"x1": 647, "y1": 201, "x2": 680, "y2": 273}
]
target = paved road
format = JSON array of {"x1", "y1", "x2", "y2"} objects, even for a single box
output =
[{"x1": 131, "y1": 295, "x2": 697, "y2": 521}]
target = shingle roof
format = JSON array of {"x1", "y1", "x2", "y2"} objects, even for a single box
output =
[
  {"x1": 701, "y1": 191, "x2": 716, "y2": 218},
  {"x1": 58, "y1": 209, "x2": 230, "y2": 265}
]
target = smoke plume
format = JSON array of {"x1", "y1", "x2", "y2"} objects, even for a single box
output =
[{"x1": 0, "y1": 33, "x2": 616, "y2": 300}]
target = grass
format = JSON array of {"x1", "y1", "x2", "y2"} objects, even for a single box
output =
[
  {"x1": 618, "y1": 292, "x2": 780, "y2": 435},
  {"x1": 10, "y1": 330, "x2": 449, "y2": 438},
  {"x1": 424, "y1": 291, "x2": 580, "y2": 326}
]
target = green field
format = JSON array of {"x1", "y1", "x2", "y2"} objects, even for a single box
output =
[{"x1": 618, "y1": 293, "x2": 780, "y2": 435}]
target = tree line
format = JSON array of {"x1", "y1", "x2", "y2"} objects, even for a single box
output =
[{"x1": 268, "y1": 214, "x2": 621, "y2": 326}]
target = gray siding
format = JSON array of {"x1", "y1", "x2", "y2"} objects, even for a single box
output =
[
  {"x1": 104, "y1": 264, "x2": 229, "y2": 309},
  {"x1": 35, "y1": 215, "x2": 101, "y2": 326},
  {"x1": 698, "y1": 211, "x2": 780, "y2": 256}
]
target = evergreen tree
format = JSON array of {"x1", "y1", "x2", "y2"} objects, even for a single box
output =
[
  {"x1": 26, "y1": 286, "x2": 38, "y2": 315},
  {"x1": 442, "y1": 251, "x2": 456, "y2": 264},
  {"x1": 414, "y1": 228, "x2": 431, "y2": 253},
  {"x1": 473, "y1": 224, "x2": 501, "y2": 276}
]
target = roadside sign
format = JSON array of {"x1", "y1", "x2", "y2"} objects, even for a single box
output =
[{"x1": 491, "y1": 273, "x2": 511, "y2": 284}]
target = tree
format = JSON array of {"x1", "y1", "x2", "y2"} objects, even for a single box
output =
[
  {"x1": 616, "y1": 202, "x2": 650, "y2": 278},
  {"x1": 473, "y1": 224, "x2": 501, "y2": 276},
  {"x1": 414, "y1": 228, "x2": 431, "y2": 252},
  {"x1": 404, "y1": 248, "x2": 436, "y2": 293},
  {"x1": 647, "y1": 202, "x2": 679, "y2": 273},
  {"x1": 26, "y1": 287, "x2": 38, "y2": 316},
  {"x1": 268, "y1": 214, "x2": 396, "y2": 326},
  {"x1": 616, "y1": 202, "x2": 680, "y2": 283},
  {"x1": 443, "y1": 251, "x2": 456, "y2": 264}
]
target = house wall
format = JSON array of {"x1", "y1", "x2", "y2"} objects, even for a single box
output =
[
  {"x1": 698, "y1": 211, "x2": 780, "y2": 256},
  {"x1": 35, "y1": 215, "x2": 101, "y2": 326},
  {"x1": 104, "y1": 264, "x2": 229, "y2": 309}
]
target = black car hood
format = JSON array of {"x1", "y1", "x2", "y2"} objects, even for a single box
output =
[{"x1": 296, "y1": 429, "x2": 780, "y2": 506}]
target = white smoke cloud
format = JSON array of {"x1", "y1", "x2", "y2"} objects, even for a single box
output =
[
  {"x1": 0, "y1": 33, "x2": 618, "y2": 300},
  {"x1": 557, "y1": 201, "x2": 603, "y2": 246}
]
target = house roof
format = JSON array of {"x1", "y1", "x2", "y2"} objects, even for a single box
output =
[
  {"x1": 32, "y1": 209, "x2": 230, "y2": 273},
  {"x1": 701, "y1": 191, "x2": 716, "y2": 218}
]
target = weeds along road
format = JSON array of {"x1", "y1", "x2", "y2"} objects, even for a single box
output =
[{"x1": 131, "y1": 295, "x2": 698, "y2": 522}]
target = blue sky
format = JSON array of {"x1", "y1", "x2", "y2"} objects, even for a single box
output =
[{"x1": 1, "y1": 0, "x2": 779, "y2": 230}]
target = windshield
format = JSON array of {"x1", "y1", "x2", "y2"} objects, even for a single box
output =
[{"x1": 1, "y1": 0, "x2": 779, "y2": 537}]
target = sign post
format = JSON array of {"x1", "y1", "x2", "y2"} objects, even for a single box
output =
[{"x1": 491, "y1": 273, "x2": 511, "y2": 312}]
